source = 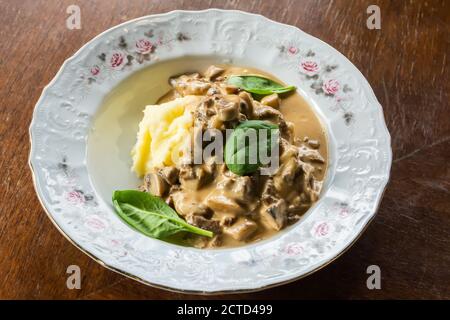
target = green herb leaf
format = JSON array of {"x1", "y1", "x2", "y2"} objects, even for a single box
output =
[
  {"x1": 225, "y1": 120, "x2": 279, "y2": 176},
  {"x1": 227, "y1": 75, "x2": 296, "y2": 96},
  {"x1": 112, "y1": 190, "x2": 213, "y2": 239}
]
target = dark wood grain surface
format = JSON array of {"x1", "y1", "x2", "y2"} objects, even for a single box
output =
[{"x1": 0, "y1": 0, "x2": 448, "y2": 299}]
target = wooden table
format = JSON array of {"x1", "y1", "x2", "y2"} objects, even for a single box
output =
[{"x1": 0, "y1": 0, "x2": 448, "y2": 299}]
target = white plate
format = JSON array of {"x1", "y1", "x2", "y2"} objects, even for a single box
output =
[{"x1": 29, "y1": 9, "x2": 392, "y2": 294}]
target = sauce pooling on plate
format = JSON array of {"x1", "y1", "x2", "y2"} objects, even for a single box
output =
[{"x1": 131, "y1": 65, "x2": 328, "y2": 248}]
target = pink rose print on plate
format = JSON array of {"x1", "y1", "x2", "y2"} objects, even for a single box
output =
[
  {"x1": 287, "y1": 46, "x2": 299, "y2": 55},
  {"x1": 66, "y1": 190, "x2": 85, "y2": 205},
  {"x1": 84, "y1": 215, "x2": 108, "y2": 232},
  {"x1": 135, "y1": 39, "x2": 154, "y2": 54},
  {"x1": 323, "y1": 79, "x2": 340, "y2": 95},
  {"x1": 300, "y1": 59, "x2": 320, "y2": 76},
  {"x1": 90, "y1": 65, "x2": 100, "y2": 76},
  {"x1": 333, "y1": 202, "x2": 352, "y2": 218},
  {"x1": 284, "y1": 242, "x2": 304, "y2": 256},
  {"x1": 311, "y1": 221, "x2": 333, "y2": 238},
  {"x1": 107, "y1": 51, "x2": 126, "y2": 70},
  {"x1": 110, "y1": 239, "x2": 121, "y2": 247}
]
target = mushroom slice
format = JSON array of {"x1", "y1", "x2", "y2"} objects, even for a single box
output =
[
  {"x1": 223, "y1": 84, "x2": 239, "y2": 94},
  {"x1": 205, "y1": 195, "x2": 246, "y2": 215},
  {"x1": 186, "y1": 215, "x2": 221, "y2": 234},
  {"x1": 206, "y1": 235, "x2": 223, "y2": 248},
  {"x1": 195, "y1": 165, "x2": 213, "y2": 188},
  {"x1": 158, "y1": 166, "x2": 179, "y2": 185},
  {"x1": 298, "y1": 145, "x2": 325, "y2": 163},
  {"x1": 280, "y1": 121, "x2": 295, "y2": 142},
  {"x1": 232, "y1": 176, "x2": 257, "y2": 207},
  {"x1": 307, "y1": 139, "x2": 320, "y2": 149},
  {"x1": 215, "y1": 176, "x2": 257, "y2": 209},
  {"x1": 261, "y1": 178, "x2": 278, "y2": 205},
  {"x1": 287, "y1": 195, "x2": 310, "y2": 214},
  {"x1": 204, "y1": 65, "x2": 225, "y2": 80},
  {"x1": 220, "y1": 213, "x2": 237, "y2": 227},
  {"x1": 223, "y1": 218, "x2": 258, "y2": 241},
  {"x1": 273, "y1": 157, "x2": 301, "y2": 193},
  {"x1": 216, "y1": 98, "x2": 240, "y2": 121},
  {"x1": 238, "y1": 91, "x2": 254, "y2": 117},
  {"x1": 143, "y1": 172, "x2": 169, "y2": 197},
  {"x1": 172, "y1": 191, "x2": 211, "y2": 217},
  {"x1": 254, "y1": 105, "x2": 283, "y2": 121},
  {"x1": 260, "y1": 199, "x2": 287, "y2": 231},
  {"x1": 261, "y1": 93, "x2": 281, "y2": 109},
  {"x1": 170, "y1": 74, "x2": 211, "y2": 96},
  {"x1": 179, "y1": 165, "x2": 212, "y2": 190}
]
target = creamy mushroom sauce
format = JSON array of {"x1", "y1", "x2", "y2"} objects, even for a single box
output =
[{"x1": 140, "y1": 65, "x2": 327, "y2": 248}]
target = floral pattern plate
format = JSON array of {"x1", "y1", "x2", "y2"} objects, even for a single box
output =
[{"x1": 29, "y1": 9, "x2": 392, "y2": 294}]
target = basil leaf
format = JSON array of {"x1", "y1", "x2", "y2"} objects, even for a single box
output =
[
  {"x1": 225, "y1": 120, "x2": 279, "y2": 176},
  {"x1": 112, "y1": 190, "x2": 213, "y2": 239},
  {"x1": 227, "y1": 75, "x2": 296, "y2": 95}
]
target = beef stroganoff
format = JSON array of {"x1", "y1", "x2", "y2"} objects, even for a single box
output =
[{"x1": 112, "y1": 65, "x2": 327, "y2": 248}]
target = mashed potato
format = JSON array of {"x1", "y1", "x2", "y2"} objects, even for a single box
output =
[{"x1": 131, "y1": 95, "x2": 201, "y2": 177}]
